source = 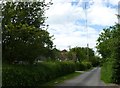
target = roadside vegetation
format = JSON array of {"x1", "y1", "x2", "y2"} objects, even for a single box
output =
[
  {"x1": 2, "y1": 1, "x2": 100, "y2": 87},
  {"x1": 3, "y1": 61, "x2": 76, "y2": 86},
  {"x1": 96, "y1": 24, "x2": 120, "y2": 84},
  {"x1": 3, "y1": 61, "x2": 97, "y2": 86},
  {"x1": 42, "y1": 71, "x2": 81, "y2": 86}
]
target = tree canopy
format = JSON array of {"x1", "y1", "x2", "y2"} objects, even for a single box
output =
[
  {"x1": 67, "y1": 47, "x2": 99, "y2": 66},
  {"x1": 2, "y1": 1, "x2": 53, "y2": 64},
  {"x1": 96, "y1": 24, "x2": 120, "y2": 84}
]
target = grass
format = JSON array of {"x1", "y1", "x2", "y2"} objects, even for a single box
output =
[{"x1": 41, "y1": 72, "x2": 81, "y2": 86}]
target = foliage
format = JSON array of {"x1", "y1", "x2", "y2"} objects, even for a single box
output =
[
  {"x1": 51, "y1": 48, "x2": 61, "y2": 61},
  {"x1": 75, "y1": 62, "x2": 92, "y2": 71},
  {"x1": 111, "y1": 24, "x2": 120, "y2": 84},
  {"x1": 101, "y1": 58, "x2": 114, "y2": 83},
  {"x1": 96, "y1": 27, "x2": 115, "y2": 59},
  {"x1": 2, "y1": 2, "x2": 53, "y2": 64},
  {"x1": 68, "y1": 47, "x2": 98, "y2": 66},
  {"x1": 82, "y1": 61, "x2": 92, "y2": 70},
  {"x1": 2, "y1": 1, "x2": 51, "y2": 28},
  {"x1": 68, "y1": 47, "x2": 87, "y2": 62},
  {"x1": 97, "y1": 24, "x2": 120, "y2": 84},
  {"x1": 2, "y1": 61, "x2": 76, "y2": 86}
]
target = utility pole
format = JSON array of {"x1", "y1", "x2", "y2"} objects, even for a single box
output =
[
  {"x1": 66, "y1": 0, "x2": 110, "y2": 61},
  {"x1": 72, "y1": 0, "x2": 90, "y2": 61},
  {"x1": 118, "y1": 1, "x2": 120, "y2": 24},
  {"x1": 82, "y1": 1, "x2": 89, "y2": 61},
  {"x1": 106, "y1": 0, "x2": 109, "y2": 7},
  {"x1": 68, "y1": 45, "x2": 71, "y2": 50}
]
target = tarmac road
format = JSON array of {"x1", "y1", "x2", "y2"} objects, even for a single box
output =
[{"x1": 57, "y1": 67, "x2": 106, "y2": 86}]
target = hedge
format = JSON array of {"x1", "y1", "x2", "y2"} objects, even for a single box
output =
[
  {"x1": 101, "y1": 58, "x2": 113, "y2": 83},
  {"x1": 2, "y1": 61, "x2": 76, "y2": 87},
  {"x1": 101, "y1": 57, "x2": 120, "y2": 84},
  {"x1": 75, "y1": 62, "x2": 92, "y2": 71}
]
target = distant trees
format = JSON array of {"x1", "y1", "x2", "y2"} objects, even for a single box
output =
[
  {"x1": 67, "y1": 47, "x2": 99, "y2": 66},
  {"x1": 68, "y1": 47, "x2": 86, "y2": 62},
  {"x1": 2, "y1": 1, "x2": 53, "y2": 64}
]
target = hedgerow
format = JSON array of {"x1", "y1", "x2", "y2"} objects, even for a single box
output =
[
  {"x1": 2, "y1": 61, "x2": 76, "y2": 87},
  {"x1": 75, "y1": 62, "x2": 92, "y2": 71},
  {"x1": 101, "y1": 58, "x2": 114, "y2": 83}
]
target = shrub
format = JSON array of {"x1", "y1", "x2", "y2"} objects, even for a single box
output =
[
  {"x1": 2, "y1": 61, "x2": 76, "y2": 87},
  {"x1": 101, "y1": 58, "x2": 114, "y2": 83},
  {"x1": 75, "y1": 62, "x2": 92, "y2": 71},
  {"x1": 82, "y1": 62, "x2": 92, "y2": 70},
  {"x1": 75, "y1": 62, "x2": 86, "y2": 71},
  {"x1": 111, "y1": 39, "x2": 120, "y2": 84}
]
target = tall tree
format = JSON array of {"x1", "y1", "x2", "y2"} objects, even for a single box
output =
[
  {"x1": 96, "y1": 24, "x2": 120, "y2": 84},
  {"x1": 111, "y1": 24, "x2": 120, "y2": 84},
  {"x1": 2, "y1": 1, "x2": 53, "y2": 64}
]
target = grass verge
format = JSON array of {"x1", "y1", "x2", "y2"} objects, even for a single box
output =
[{"x1": 41, "y1": 72, "x2": 81, "y2": 86}]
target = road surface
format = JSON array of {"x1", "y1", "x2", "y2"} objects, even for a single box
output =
[{"x1": 57, "y1": 67, "x2": 106, "y2": 86}]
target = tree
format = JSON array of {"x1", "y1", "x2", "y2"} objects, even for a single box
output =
[
  {"x1": 68, "y1": 47, "x2": 96, "y2": 64},
  {"x1": 96, "y1": 27, "x2": 115, "y2": 59},
  {"x1": 51, "y1": 48, "x2": 61, "y2": 61},
  {"x1": 2, "y1": 1, "x2": 53, "y2": 64},
  {"x1": 96, "y1": 24, "x2": 120, "y2": 84},
  {"x1": 111, "y1": 24, "x2": 120, "y2": 84}
]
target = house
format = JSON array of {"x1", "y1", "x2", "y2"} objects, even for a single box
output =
[{"x1": 60, "y1": 49, "x2": 68, "y2": 61}]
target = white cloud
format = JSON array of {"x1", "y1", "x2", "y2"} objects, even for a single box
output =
[
  {"x1": 109, "y1": 0, "x2": 119, "y2": 5},
  {"x1": 88, "y1": 4, "x2": 117, "y2": 26},
  {"x1": 45, "y1": 0, "x2": 118, "y2": 50},
  {"x1": 45, "y1": 2, "x2": 84, "y2": 24},
  {"x1": 48, "y1": 23, "x2": 99, "y2": 50}
]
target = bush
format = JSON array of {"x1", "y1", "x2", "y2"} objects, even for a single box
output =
[
  {"x1": 2, "y1": 61, "x2": 76, "y2": 87},
  {"x1": 82, "y1": 62, "x2": 92, "y2": 70},
  {"x1": 75, "y1": 62, "x2": 86, "y2": 71},
  {"x1": 75, "y1": 62, "x2": 92, "y2": 71},
  {"x1": 101, "y1": 58, "x2": 114, "y2": 83},
  {"x1": 101, "y1": 48, "x2": 120, "y2": 84},
  {"x1": 111, "y1": 39, "x2": 120, "y2": 84}
]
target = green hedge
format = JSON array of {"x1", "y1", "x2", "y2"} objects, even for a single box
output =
[
  {"x1": 2, "y1": 61, "x2": 75, "y2": 87},
  {"x1": 101, "y1": 57, "x2": 120, "y2": 84},
  {"x1": 75, "y1": 62, "x2": 92, "y2": 71},
  {"x1": 101, "y1": 58, "x2": 114, "y2": 83}
]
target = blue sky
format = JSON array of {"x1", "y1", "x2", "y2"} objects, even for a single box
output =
[{"x1": 45, "y1": 0, "x2": 118, "y2": 51}]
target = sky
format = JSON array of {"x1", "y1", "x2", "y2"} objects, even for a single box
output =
[{"x1": 45, "y1": 0, "x2": 118, "y2": 51}]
